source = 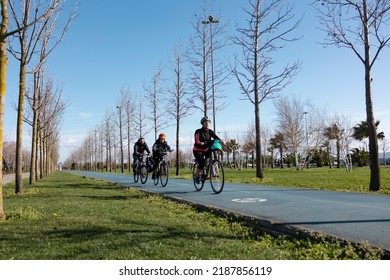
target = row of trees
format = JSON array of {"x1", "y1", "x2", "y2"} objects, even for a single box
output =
[
  {"x1": 65, "y1": 0, "x2": 390, "y2": 195},
  {"x1": 0, "y1": 0, "x2": 76, "y2": 220},
  {"x1": 65, "y1": 92, "x2": 388, "y2": 178}
]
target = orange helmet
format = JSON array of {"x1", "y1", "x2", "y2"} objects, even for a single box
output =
[{"x1": 159, "y1": 133, "x2": 166, "y2": 140}]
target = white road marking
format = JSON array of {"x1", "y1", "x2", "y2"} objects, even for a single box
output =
[{"x1": 232, "y1": 198, "x2": 267, "y2": 203}]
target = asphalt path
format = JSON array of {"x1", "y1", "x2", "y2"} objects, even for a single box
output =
[
  {"x1": 69, "y1": 170, "x2": 390, "y2": 255},
  {"x1": 2, "y1": 173, "x2": 29, "y2": 185}
]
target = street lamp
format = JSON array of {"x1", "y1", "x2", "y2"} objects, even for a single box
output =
[
  {"x1": 116, "y1": 105, "x2": 124, "y2": 173},
  {"x1": 302, "y1": 111, "x2": 309, "y2": 168},
  {"x1": 202, "y1": 15, "x2": 220, "y2": 132}
]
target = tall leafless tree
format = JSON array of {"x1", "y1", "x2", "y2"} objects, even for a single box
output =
[
  {"x1": 274, "y1": 95, "x2": 306, "y2": 170},
  {"x1": 166, "y1": 44, "x2": 192, "y2": 175},
  {"x1": 231, "y1": 0, "x2": 301, "y2": 178},
  {"x1": 188, "y1": 0, "x2": 228, "y2": 123},
  {"x1": 315, "y1": 0, "x2": 390, "y2": 191},
  {"x1": 145, "y1": 68, "x2": 169, "y2": 140},
  {"x1": 120, "y1": 87, "x2": 135, "y2": 173},
  {"x1": 133, "y1": 93, "x2": 149, "y2": 139}
]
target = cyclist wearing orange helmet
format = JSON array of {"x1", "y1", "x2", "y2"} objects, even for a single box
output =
[{"x1": 152, "y1": 133, "x2": 173, "y2": 179}]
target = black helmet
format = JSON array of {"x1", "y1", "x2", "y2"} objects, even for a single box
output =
[{"x1": 200, "y1": 116, "x2": 210, "y2": 124}]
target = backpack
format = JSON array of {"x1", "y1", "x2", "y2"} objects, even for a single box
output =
[{"x1": 147, "y1": 158, "x2": 154, "y2": 173}]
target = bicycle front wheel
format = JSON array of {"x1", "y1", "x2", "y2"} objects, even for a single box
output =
[
  {"x1": 210, "y1": 159, "x2": 224, "y2": 194},
  {"x1": 160, "y1": 162, "x2": 169, "y2": 187},
  {"x1": 140, "y1": 165, "x2": 148, "y2": 184},
  {"x1": 192, "y1": 162, "x2": 204, "y2": 191},
  {"x1": 153, "y1": 169, "x2": 159, "y2": 185},
  {"x1": 134, "y1": 168, "x2": 139, "y2": 183}
]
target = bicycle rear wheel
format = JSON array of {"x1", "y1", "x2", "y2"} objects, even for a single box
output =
[
  {"x1": 210, "y1": 159, "x2": 224, "y2": 194},
  {"x1": 192, "y1": 162, "x2": 204, "y2": 191},
  {"x1": 140, "y1": 165, "x2": 148, "y2": 184},
  {"x1": 160, "y1": 162, "x2": 169, "y2": 187}
]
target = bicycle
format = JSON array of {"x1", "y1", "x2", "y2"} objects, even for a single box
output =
[
  {"x1": 133, "y1": 154, "x2": 149, "y2": 184},
  {"x1": 192, "y1": 139, "x2": 225, "y2": 194},
  {"x1": 153, "y1": 151, "x2": 171, "y2": 187}
]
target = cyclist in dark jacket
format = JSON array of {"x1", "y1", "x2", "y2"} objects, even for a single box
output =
[
  {"x1": 193, "y1": 116, "x2": 223, "y2": 183},
  {"x1": 152, "y1": 133, "x2": 172, "y2": 179},
  {"x1": 133, "y1": 138, "x2": 151, "y2": 172}
]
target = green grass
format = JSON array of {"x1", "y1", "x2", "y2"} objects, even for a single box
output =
[
  {"x1": 177, "y1": 165, "x2": 390, "y2": 194},
  {"x1": 0, "y1": 171, "x2": 384, "y2": 260}
]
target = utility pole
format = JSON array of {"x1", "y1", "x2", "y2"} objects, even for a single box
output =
[
  {"x1": 303, "y1": 111, "x2": 309, "y2": 168},
  {"x1": 117, "y1": 106, "x2": 124, "y2": 173},
  {"x1": 202, "y1": 15, "x2": 220, "y2": 132}
]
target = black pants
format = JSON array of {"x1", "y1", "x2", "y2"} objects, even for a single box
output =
[{"x1": 193, "y1": 150, "x2": 211, "y2": 170}]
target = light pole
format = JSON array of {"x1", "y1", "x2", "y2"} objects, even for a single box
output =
[
  {"x1": 116, "y1": 105, "x2": 124, "y2": 173},
  {"x1": 302, "y1": 111, "x2": 309, "y2": 168},
  {"x1": 202, "y1": 15, "x2": 220, "y2": 132}
]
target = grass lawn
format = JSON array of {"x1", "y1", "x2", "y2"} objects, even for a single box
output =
[
  {"x1": 0, "y1": 171, "x2": 384, "y2": 260},
  {"x1": 177, "y1": 165, "x2": 390, "y2": 194}
]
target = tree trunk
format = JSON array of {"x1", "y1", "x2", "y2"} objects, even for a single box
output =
[
  {"x1": 0, "y1": 0, "x2": 9, "y2": 220},
  {"x1": 29, "y1": 72, "x2": 39, "y2": 185},
  {"x1": 362, "y1": 0, "x2": 380, "y2": 191},
  {"x1": 175, "y1": 114, "x2": 180, "y2": 176},
  {"x1": 15, "y1": 62, "x2": 27, "y2": 194}
]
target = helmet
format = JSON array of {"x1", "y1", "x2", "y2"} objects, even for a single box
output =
[
  {"x1": 200, "y1": 116, "x2": 211, "y2": 124},
  {"x1": 159, "y1": 133, "x2": 166, "y2": 140}
]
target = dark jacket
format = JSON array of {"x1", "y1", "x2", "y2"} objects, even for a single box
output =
[
  {"x1": 133, "y1": 142, "x2": 150, "y2": 156},
  {"x1": 152, "y1": 140, "x2": 171, "y2": 156},
  {"x1": 193, "y1": 127, "x2": 220, "y2": 152}
]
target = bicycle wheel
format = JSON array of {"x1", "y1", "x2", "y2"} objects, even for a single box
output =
[
  {"x1": 160, "y1": 162, "x2": 169, "y2": 187},
  {"x1": 140, "y1": 165, "x2": 148, "y2": 184},
  {"x1": 133, "y1": 167, "x2": 139, "y2": 183},
  {"x1": 192, "y1": 162, "x2": 204, "y2": 191},
  {"x1": 153, "y1": 168, "x2": 159, "y2": 185},
  {"x1": 210, "y1": 159, "x2": 224, "y2": 194}
]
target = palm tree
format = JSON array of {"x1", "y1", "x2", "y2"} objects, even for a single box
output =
[
  {"x1": 351, "y1": 147, "x2": 369, "y2": 167},
  {"x1": 324, "y1": 123, "x2": 342, "y2": 168},
  {"x1": 270, "y1": 132, "x2": 286, "y2": 169},
  {"x1": 352, "y1": 120, "x2": 385, "y2": 141}
]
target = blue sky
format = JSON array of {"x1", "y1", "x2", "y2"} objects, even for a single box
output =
[{"x1": 4, "y1": 0, "x2": 390, "y2": 162}]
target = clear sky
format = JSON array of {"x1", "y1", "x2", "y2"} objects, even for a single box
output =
[{"x1": 4, "y1": 0, "x2": 390, "y2": 162}]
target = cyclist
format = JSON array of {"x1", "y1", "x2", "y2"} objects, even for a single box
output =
[
  {"x1": 152, "y1": 133, "x2": 173, "y2": 179},
  {"x1": 193, "y1": 116, "x2": 224, "y2": 183},
  {"x1": 132, "y1": 137, "x2": 151, "y2": 172}
]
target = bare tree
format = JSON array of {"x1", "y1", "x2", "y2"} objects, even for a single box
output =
[
  {"x1": 188, "y1": 0, "x2": 228, "y2": 124},
  {"x1": 166, "y1": 44, "x2": 192, "y2": 175},
  {"x1": 120, "y1": 87, "x2": 135, "y2": 173},
  {"x1": 315, "y1": 0, "x2": 390, "y2": 190},
  {"x1": 133, "y1": 93, "x2": 149, "y2": 139},
  {"x1": 242, "y1": 121, "x2": 256, "y2": 169},
  {"x1": 231, "y1": 0, "x2": 301, "y2": 178},
  {"x1": 145, "y1": 68, "x2": 169, "y2": 140},
  {"x1": 274, "y1": 95, "x2": 306, "y2": 170},
  {"x1": 38, "y1": 78, "x2": 67, "y2": 178},
  {"x1": 102, "y1": 109, "x2": 115, "y2": 172}
]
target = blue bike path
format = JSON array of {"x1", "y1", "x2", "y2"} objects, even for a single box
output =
[{"x1": 69, "y1": 171, "x2": 390, "y2": 255}]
